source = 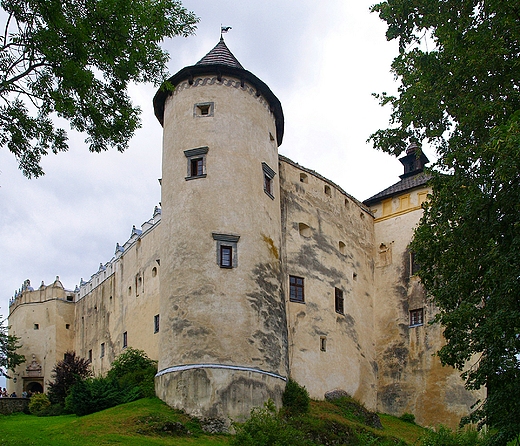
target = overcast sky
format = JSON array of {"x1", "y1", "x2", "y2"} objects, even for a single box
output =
[{"x1": 0, "y1": 1, "x2": 406, "y2": 387}]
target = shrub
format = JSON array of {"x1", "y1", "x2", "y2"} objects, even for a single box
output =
[
  {"x1": 107, "y1": 348, "x2": 157, "y2": 398},
  {"x1": 231, "y1": 399, "x2": 310, "y2": 446},
  {"x1": 47, "y1": 351, "x2": 92, "y2": 405},
  {"x1": 420, "y1": 425, "x2": 487, "y2": 446},
  {"x1": 29, "y1": 393, "x2": 50, "y2": 414},
  {"x1": 399, "y1": 412, "x2": 416, "y2": 424},
  {"x1": 65, "y1": 374, "x2": 148, "y2": 417},
  {"x1": 282, "y1": 378, "x2": 310, "y2": 416}
]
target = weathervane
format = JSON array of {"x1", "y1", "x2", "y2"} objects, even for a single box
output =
[{"x1": 220, "y1": 25, "x2": 232, "y2": 39}]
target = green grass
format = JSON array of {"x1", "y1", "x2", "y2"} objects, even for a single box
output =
[
  {"x1": 0, "y1": 398, "x2": 230, "y2": 446},
  {"x1": 0, "y1": 396, "x2": 440, "y2": 445}
]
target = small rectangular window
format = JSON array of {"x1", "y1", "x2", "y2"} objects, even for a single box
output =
[
  {"x1": 335, "y1": 288, "x2": 344, "y2": 314},
  {"x1": 88, "y1": 349, "x2": 92, "y2": 363},
  {"x1": 100, "y1": 342, "x2": 105, "y2": 358},
  {"x1": 154, "y1": 314, "x2": 160, "y2": 334},
  {"x1": 66, "y1": 324, "x2": 70, "y2": 330},
  {"x1": 289, "y1": 276, "x2": 305, "y2": 303},
  {"x1": 34, "y1": 323, "x2": 39, "y2": 330},
  {"x1": 410, "y1": 252, "x2": 420, "y2": 276},
  {"x1": 410, "y1": 308, "x2": 424, "y2": 327},
  {"x1": 264, "y1": 173, "x2": 273, "y2": 196},
  {"x1": 194, "y1": 102, "x2": 214, "y2": 117},
  {"x1": 262, "y1": 162, "x2": 276, "y2": 199},
  {"x1": 213, "y1": 233, "x2": 240, "y2": 269},
  {"x1": 320, "y1": 336, "x2": 327, "y2": 352},
  {"x1": 220, "y1": 245, "x2": 233, "y2": 268},
  {"x1": 123, "y1": 331, "x2": 128, "y2": 348},
  {"x1": 190, "y1": 158, "x2": 204, "y2": 177},
  {"x1": 184, "y1": 147, "x2": 208, "y2": 180}
]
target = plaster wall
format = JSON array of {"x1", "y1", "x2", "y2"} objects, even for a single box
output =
[
  {"x1": 8, "y1": 280, "x2": 75, "y2": 395},
  {"x1": 74, "y1": 221, "x2": 162, "y2": 376},
  {"x1": 371, "y1": 185, "x2": 482, "y2": 428},
  {"x1": 279, "y1": 159, "x2": 377, "y2": 409},
  {"x1": 157, "y1": 76, "x2": 287, "y2": 419}
]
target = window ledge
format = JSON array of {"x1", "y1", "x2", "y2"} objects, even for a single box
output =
[
  {"x1": 185, "y1": 174, "x2": 207, "y2": 181},
  {"x1": 264, "y1": 189, "x2": 275, "y2": 200}
]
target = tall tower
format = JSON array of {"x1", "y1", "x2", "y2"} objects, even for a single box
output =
[{"x1": 153, "y1": 38, "x2": 288, "y2": 422}]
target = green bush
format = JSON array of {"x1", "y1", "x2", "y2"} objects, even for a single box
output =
[
  {"x1": 28, "y1": 393, "x2": 50, "y2": 414},
  {"x1": 399, "y1": 412, "x2": 416, "y2": 424},
  {"x1": 282, "y1": 378, "x2": 310, "y2": 416},
  {"x1": 420, "y1": 425, "x2": 487, "y2": 446},
  {"x1": 231, "y1": 399, "x2": 311, "y2": 446},
  {"x1": 107, "y1": 348, "x2": 157, "y2": 398}
]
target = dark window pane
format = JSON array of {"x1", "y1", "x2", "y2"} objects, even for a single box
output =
[
  {"x1": 191, "y1": 158, "x2": 203, "y2": 176},
  {"x1": 221, "y1": 245, "x2": 232, "y2": 268},
  {"x1": 289, "y1": 276, "x2": 304, "y2": 302}
]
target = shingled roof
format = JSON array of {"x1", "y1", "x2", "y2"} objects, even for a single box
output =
[
  {"x1": 363, "y1": 172, "x2": 431, "y2": 206},
  {"x1": 153, "y1": 38, "x2": 284, "y2": 146},
  {"x1": 196, "y1": 37, "x2": 244, "y2": 69}
]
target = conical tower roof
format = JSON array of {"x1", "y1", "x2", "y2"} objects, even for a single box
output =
[
  {"x1": 196, "y1": 37, "x2": 244, "y2": 69},
  {"x1": 153, "y1": 38, "x2": 284, "y2": 146}
]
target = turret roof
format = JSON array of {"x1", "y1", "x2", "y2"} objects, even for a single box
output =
[
  {"x1": 153, "y1": 38, "x2": 284, "y2": 146},
  {"x1": 196, "y1": 37, "x2": 244, "y2": 69}
]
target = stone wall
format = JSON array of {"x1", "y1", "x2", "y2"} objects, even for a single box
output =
[{"x1": 0, "y1": 398, "x2": 29, "y2": 415}]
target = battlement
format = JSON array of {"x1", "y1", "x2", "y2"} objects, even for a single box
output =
[
  {"x1": 77, "y1": 206, "x2": 161, "y2": 300},
  {"x1": 9, "y1": 276, "x2": 75, "y2": 314}
]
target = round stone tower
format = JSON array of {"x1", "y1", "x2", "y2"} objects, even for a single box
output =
[{"x1": 153, "y1": 38, "x2": 288, "y2": 423}]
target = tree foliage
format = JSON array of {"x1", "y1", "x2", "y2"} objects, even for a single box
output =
[
  {"x1": 371, "y1": 1, "x2": 520, "y2": 443},
  {"x1": 0, "y1": 316, "x2": 25, "y2": 378},
  {"x1": 106, "y1": 347, "x2": 157, "y2": 398},
  {"x1": 0, "y1": 0, "x2": 198, "y2": 178},
  {"x1": 47, "y1": 351, "x2": 92, "y2": 405}
]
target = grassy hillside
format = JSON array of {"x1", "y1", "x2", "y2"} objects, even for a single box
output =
[{"x1": 0, "y1": 397, "x2": 426, "y2": 445}]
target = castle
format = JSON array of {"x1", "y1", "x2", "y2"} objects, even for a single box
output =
[{"x1": 7, "y1": 38, "x2": 482, "y2": 428}]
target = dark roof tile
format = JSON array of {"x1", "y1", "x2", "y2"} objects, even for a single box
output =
[
  {"x1": 363, "y1": 172, "x2": 431, "y2": 206},
  {"x1": 196, "y1": 37, "x2": 244, "y2": 69}
]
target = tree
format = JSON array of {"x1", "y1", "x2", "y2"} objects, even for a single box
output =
[
  {"x1": 0, "y1": 316, "x2": 25, "y2": 378},
  {"x1": 370, "y1": 1, "x2": 520, "y2": 443},
  {"x1": 48, "y1": 351, "x2": 92, "y2": 404},
  {"x1": 106, "y1": 347, "x2": 157, "y2": 398},
  {"x1": 1, "y1": 0, "x2": 198, "y2": 178}
]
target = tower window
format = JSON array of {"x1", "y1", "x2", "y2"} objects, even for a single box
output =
[
  {"x1": 213, "y1": 233, "x2": 240, "y2": 268},
  {"x1": 154, "y1": 314, "x2": 160, "y2": 334},
  {"x1": 298, "y1": 223, "x2": 311, "y2": 238},
  {"x1": 34, "y1": 323, "x2": 39, "y2": 330},
  {"x1": 184, "y1": 147, "x2": 208, "y2": 180},
  {"x1": 335, "y1": 288, "x2": 344, "y2": 314},
  {"x1": 194, "y1": 102, "x2": 214, "y2": 117},
  {"x1": 100, "y1": 343, "x2": 105, "y2": 358},
  {"x1": 410, "y1": 308, "x2": 424, "y2": 327},
  {"x1": 123, "y1": 331, "x2": 128, "y2": 348},
  {"x1": 300, "y1": 173, "x2": 308, "y2": 183},
  {"x1": 220, "y1": 245, "x2": 233, "y2": 268},
  {"x1": 324, "y1": 185, "x2": 331, "y2": 196},
  {"x1": 88, "y1": 349, "x2": 92, "y2": 363},
  {"x1": 262, "y1": 162, "x2": 276, "y2": 199},
  {"x1": 320, "y1": 336, "x2": 327, "y2": 352},
  {"x1": 289, "y1": 276, "x2": 304, "y2": 303},
  {"x1": 410, "y1": 252, "x2": 420, "y2": 276},
  {"x1": 191, "y1": 158, "x2": 204, "y2": 177}
]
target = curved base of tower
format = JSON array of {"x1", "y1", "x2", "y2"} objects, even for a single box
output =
[{"x1": 155, "y1": 364, "x2": 286, "y2": 428}]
